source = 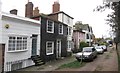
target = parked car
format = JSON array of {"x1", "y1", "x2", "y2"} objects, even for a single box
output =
[
  {"x1": 75, "y1": 47, "x2": 97, "y2": 61},
  {"x1": 100, "y1": 45, "x2": 107, "y2": 51},
  {"x1": 95, "y1": 46, "x2": 104, "y2": 54},
  {"x1": 109, "y1": 44, "x2": 112, "y2": 47}
]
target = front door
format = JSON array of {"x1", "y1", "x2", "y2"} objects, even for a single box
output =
[
  {"x1": 56, "y1": 40, "x2": 61, "y2": 58},
  {"x1": 32, "y1": 35, "x2": 37, "y2": 56}
]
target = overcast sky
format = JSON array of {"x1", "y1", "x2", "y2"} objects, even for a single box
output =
[{"x1": 1, "y1": 0, "x2": 112, "y2": 38}]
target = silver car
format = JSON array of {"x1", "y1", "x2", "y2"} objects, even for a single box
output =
[
  {"x1": 95, "y1": 46, "x2": 104, "y2": 54},
  {"x1": 75, "y1": 47, "x2": 97, "y2": 61},
  {"x1": 100, "y1": 45, "x2": 107, "y2": 51}
]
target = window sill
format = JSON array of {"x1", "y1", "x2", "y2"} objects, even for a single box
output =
[
  {"x1": 47, "y1": 31, "x2": 54, "y2": 33},
  {"x1": 7, "y1": 49, "x2": 28, "y2": 53},
  {"x1": 59, "y1": 33, "x2": 63, "y2": 35},
  {"x1": 46, "y1": 53, "x2": 53, "y2": 55}
]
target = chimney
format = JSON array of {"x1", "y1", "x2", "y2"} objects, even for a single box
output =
[
  {"x1": 10, "y1": 9, "x2": 18, "y2": 15},
  {"x1": 33, "y1": 7, "x2": 40, "y2": 16},
  {"x1": 52, "y1": 0, "x2": 60, "y2": 13},
  {"x1": 25, "y1": 2, "x2": 33, "y2": 18}
]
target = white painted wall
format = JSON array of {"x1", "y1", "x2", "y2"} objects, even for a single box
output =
[
  {"x1": 1, "y1": 14, "x2": 40, "y2": 71},
  {"x1": 58, "y1": 13, "x2": 73, "y2": 27},
  {"x1": 0, "y1": 1, "x2": 2, "y2": 43},
  {"x1": 58, "y1": 13, "x2": 73, "y2": 52},
  {"x1": 58, "y1": 13, "x2": 62, "y2": 22}
]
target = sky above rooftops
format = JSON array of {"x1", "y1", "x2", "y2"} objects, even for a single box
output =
[{"x1": 1, "y1": 0, "x2": 113, "y2": 38}]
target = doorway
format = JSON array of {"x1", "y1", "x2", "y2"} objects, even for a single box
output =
[
  {"x1": 56, "y1": 40, "x2": 61, "y2": 58},
  {"x1": 31, "y1": 35, "x2": 37, "y2": 56}
]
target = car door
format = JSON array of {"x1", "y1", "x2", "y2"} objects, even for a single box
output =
[{"x1": 92, "y1": 48, "x2": 96, "y2": 57}]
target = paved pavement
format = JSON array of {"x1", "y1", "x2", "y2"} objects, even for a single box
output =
[{"x1": 19, "y1": 56, "x2": 76, "y2": 71}]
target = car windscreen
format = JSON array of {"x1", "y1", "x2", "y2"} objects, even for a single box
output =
[
  {"x1": 95, "y1": 47, "x2": 101, "y2": 49},
  {"x1": 83, "y1": 48, "x2": 92, "y2": 52}
]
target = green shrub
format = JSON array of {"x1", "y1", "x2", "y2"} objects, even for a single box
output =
[
  {"x1": 100, "y1": 42, "x2": 107, "y2": 45},
  {"x1": 67, "y1": 52, "x2": 72, "y2": 56},
  {"x1": 79, "y1": 41, "x2": 89, "y2": 51}
]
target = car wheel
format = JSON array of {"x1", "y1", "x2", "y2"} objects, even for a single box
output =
[
  {"x1": 89, "y1": 58, "x2": 93, "y2": 62},
  {"x1": 95, "y1": 55, "x2": 97, "y2": 58},
  {"x1": 77, "y1": 59, "x2": 81, "y2": 62},
  {"x1": 102, "y1": 51, "x2": 104, "y2": 54}
]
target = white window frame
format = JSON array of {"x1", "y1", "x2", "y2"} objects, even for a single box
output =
[
  {"x1": 59, "y1": 24, "x2": 63, "y2": 34},
  {"x1": 46, "y1": 41, "x2": 54, "y2": 55},
  {"x1": 68, "y1": 27, "x2": 72, "y2": 35},
  {"x1": 69, "y1": 27, "x2": 71, "y2": 35},
  {"x1": 47, "y1": 20, "x2": 54, "y2": 33},
  {"x1": 8, "y1": 36, "x2": 28, "y2": 52},
  {"x1": 67, "y1": 41, "x2": 71, "y2": 51}
]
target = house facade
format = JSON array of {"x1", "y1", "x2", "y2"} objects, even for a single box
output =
[
  {"x1": 0, "y1": 12, "x2": 40, "y2": 72},
  {"x1": 48, "y1": 1, "x2": 74, "y2": 53},
  {"x1": 32, "y1": 14, "x2": 68, "y2": 62},
  {"x1": 31, "y1": 1, "x2": 74, "y2": 62},
  {"x1": 48, "y1": 11, "x2": 74, "y2": 53},
  {"x1": 83, "y1": 25, "x2": 93, "y2": 46},
  {"x1": 73, "y1": 30, "x2": 85, "y2": 49}
]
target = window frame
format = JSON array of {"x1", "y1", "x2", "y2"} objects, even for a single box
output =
[
  {"x1": 68, "y1": 27, "x2": 72, "y2": 35},
  {"x1": 8, "y1": 36, "x2": 28, "y2": 52},
  {"x1": 46, "y1": 41, "x2": 54, "y2": 55},
  {"x1": 47, "y1": 20, "x2": 54, "y2": 33},
  {"x1": 59, "y1": 24, "x2": 63, "y2": 34},
  {"x1": 86, "y1": 34, "x2": 89, "y2": 39}
]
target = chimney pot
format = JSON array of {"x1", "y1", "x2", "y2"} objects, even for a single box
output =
[
  {"x1": 52, "y1": 1, "x2": 60, "y2": 13},
  {"x1": 10, "y1": 9, "x2": 18, "y2": 15},
  {"x1": 25, "y1": 2, "x2": 34, "y2": 18},
  {"x1": 33, "y1": 7, "x2": 40, "y2": 16}
]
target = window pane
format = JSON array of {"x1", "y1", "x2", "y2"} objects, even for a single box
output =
[
  {"x1": 59, "y1": 24, "x2": 63, "y2": 34},
  {"x1": 47, "y1": 20, "x2": 53, "y2": 32},
  {"x1": 8, "y1": 36, "x2": 27, "y2": 51},
  {"x1": 46, "y1": 42, "x2": 54, "y2": 55},
  {"x1": 69, "y1": 28, "x2": 71, "y2": 35}
]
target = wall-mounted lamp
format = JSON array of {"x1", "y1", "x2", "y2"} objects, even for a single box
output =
[{"x1": 5, "y1": 24, "x2": 10, "y2": 29}]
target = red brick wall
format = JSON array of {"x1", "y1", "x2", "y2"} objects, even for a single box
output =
[
  {"x1": 52, "y1": 2, "x2": 60, "y2": 13},
  {"x1": 25, "y1": 2, "x2": 33, "y2": 18},
  {"x1": 48, "y1": 14, "x2": 58, "y2": 21}
]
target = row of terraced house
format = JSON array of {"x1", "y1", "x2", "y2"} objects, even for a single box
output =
[
  {"x1": 0, "y1": 0, "x2": 94, "y2": 72},
  {"x1": 0, "y1": 0, "x2": 74, "y2": 72}
]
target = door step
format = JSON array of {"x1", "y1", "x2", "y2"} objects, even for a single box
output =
[{"x1": 31, "y1": 55, "x2": 45, "y2": 66}]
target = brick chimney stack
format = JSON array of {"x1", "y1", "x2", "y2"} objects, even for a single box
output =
[
  {"x1": 52, "y1": 0, "x2": 60, "y2": 13},
  {"x1": 25, "y1": 1, "x2": 33, "y2": 18},
  {"x1": 33, "y1": 7, "x2": 40, "y2": 17},
  {"x1": 10, "y1": 9, "x2": 18, "y2": 15}
]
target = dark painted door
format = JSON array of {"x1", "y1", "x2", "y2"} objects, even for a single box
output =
[
  {"x1": 32, "y1": 35, "x2": 37, "y2": 56},
  {"x1": 56, "y1": 40, "x2": 61, "y2": 58}
]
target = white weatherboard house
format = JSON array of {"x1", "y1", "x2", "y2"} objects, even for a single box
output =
[{"x1": 0, "y1": 12, "x2": 40, "y2": 72}]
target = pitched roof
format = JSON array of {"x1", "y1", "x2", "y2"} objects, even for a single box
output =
[
  {"x1": 31, "y1": 13, "x2": 68, "y2": 26},
  {"x1": 48, "y1": 11, "x2": 74, "y2": 19},
  {"x1": 2, "y1": 12, "x2": 40, "y2": 24}
]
